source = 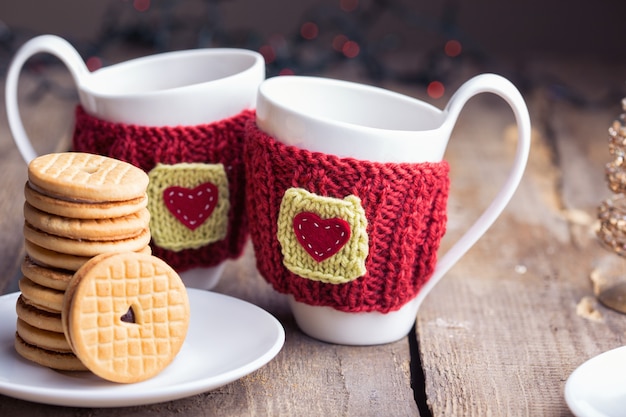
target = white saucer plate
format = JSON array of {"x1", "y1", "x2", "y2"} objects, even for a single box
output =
[
  {"x1": 0, "y1": 288, "x2": 285, "y2": 408},
  {"x1": 565, "y1": 345, "x2": 626, "y2": 417}
]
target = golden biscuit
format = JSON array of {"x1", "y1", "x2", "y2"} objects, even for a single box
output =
[
  {"x1": 24, "y1": 182, "x2": 148, "y2": 220},
  {"x1": 63, "y1": 252, "x2": 190, "y2": 383},
  {"x1": 28, "y1": 152, "x2": 149, "y2": 202},
  {"x1": 21, "y1": 256, "x2": 72, "y2": 291},
  {"x1": 24, "y1": 239, "x2": 151, "y2": 272},
  {"x1": 14, "y1": 333, "x2": 87, "y2": 371},
  {"x1": 16, "y1": 295, "x2": 63, "y2": 333},
  {"x1": 16, "y1": 152, "x2": 155, "y2": 375},
  {"x1": 16, "y1": 318, "x2": 72, "y2": 353},
  {"x1": 24, "y1": 203, "x2": 150, "y2": 241},
  {"x1": 24, "y1": 222, "x2": 151, "y2": 257},
  {"x1": 19, "y1": 277, "x2": 64, "y2": 313}
]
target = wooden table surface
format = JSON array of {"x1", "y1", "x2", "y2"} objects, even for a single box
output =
[{"x1": 1, "y1": 58, "x2": 626, "y2": 416}]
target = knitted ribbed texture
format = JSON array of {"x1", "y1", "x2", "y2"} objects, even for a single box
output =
[
  {"x1": 72, "y1": 106, "x2": 254, "y2": 272},
  {"x1": 244, "y1": 121, "x2": 451, "y2": 314}
]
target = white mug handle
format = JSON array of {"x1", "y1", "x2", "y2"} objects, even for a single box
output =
[
  {"x1": 5, "y1": 35, "x2": 89, "y2": 163},
  {"x1": 417, "y1": 73, "x2": 531, "y2": 305}
]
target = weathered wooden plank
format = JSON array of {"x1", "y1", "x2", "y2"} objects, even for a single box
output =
[
  {"x1": 0, "y1": 73, "x2": 74, "y2": 294},
  {"x1": 0, "y1": 246, "x2": 419, "y2": 416},
  {"x1": 212, "y1": 247, "x2": 420, "y2": 417},
  {"x1": 414, "y1": 63, "x2": 626, "y2": 416},
  {"x1": 0, "y1": 85, "x2": 29, "y2": 295}
]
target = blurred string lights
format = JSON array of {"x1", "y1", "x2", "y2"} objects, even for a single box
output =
[
  {"x1": 252, "y1": 0, "x2": 475, "y2": 99},
  {"x1": 0, "y1": 0, "x2": 479, "y2": 102},
  {"x1": 0, "y1": 0, "x2": 623, "y2": 106}
]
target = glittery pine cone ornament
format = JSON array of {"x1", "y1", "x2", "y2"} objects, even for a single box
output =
[{"x1": 597, "y1": 98, "x2": 626, "y2": 256}]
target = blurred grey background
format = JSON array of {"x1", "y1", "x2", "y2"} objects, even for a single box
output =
[
  {"x1": 1, "y1": 0, "x2": 623, "y2": 58},
  {"x1": 0, "y1": 0, "x2": 624, "y2": 103}
]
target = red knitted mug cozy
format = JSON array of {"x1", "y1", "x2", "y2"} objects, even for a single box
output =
[
  {"x1": 244, "y1": 121, "x2": 450, "y2": 314},
  {"x1": 72, "y1": 105, "x2": 254, "y2": 272}
]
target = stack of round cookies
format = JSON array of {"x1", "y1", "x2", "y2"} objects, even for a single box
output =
[{"x1": 15, "y1": 152, "x2": 151, "y2": 371}]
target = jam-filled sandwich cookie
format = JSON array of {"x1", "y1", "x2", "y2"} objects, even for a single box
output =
[
  {"x1": 27, "y1": 152, "x2": 149, "y2": 203},
  {"x1": 23, "y1": 221, "x2": 151, "y2": 258},
  {"x1": 24, "y1": 239, "x2": 151, "y2": 272},
  {"x1": 15, "y1": 258, "x2": 88, "y2": 371},
  {"x1": 16, "y1": 294, "x2": 63, "y2": 333},
  {"x1": 14, "y1": 332, "x2": 88, "y2": 371},
  {"x1": 24, "y1": 181, "x2": 148, "y2": 220},
  {"x1": 14, "y1": 153, "x2": 157, "y2": 374},
  {"x1": 21, "y1": 255, "x2": 72, "y2": 292},
  {"x1": 23, "y1": 152, "x2": 152, "y2": 272},
  {"x1": 18, "y1": 275, "x2": 64, "y2": 313},
  {"x1": 62, "y1": 252, "x2": 190, "y2": 383},
  {"x1": 14, "y1": 295, "x2": 88, "y2": 371},
  {"x1": 24, "y1": 202, "x2": 151, "y2": 242}
]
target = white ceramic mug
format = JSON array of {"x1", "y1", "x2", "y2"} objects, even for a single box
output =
[
  {"x1": 6, "y1": 34, "x2": 265, "y2": 290},
  {"x1": 249, "y1": 74, "x2": 531, "y2": 345}
]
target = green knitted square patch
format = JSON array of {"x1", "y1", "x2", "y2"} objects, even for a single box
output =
[
  {"x1": 277, "y1": 187, "x2": 368, "y2": 284},
  {"x1": 147, "y1": 163, "x2": 230, "y2": 251}
]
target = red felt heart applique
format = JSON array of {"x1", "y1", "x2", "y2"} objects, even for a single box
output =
[
  {"x1": 293, "y1": 212, "x2": 351, "y2": 262},
  {"x1": 163, "y1": 182, "x2": 218, "y2": 230}
]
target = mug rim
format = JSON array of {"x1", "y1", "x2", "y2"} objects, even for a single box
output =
[
  {"x1": 80, "y1": 48, "x2": 265, "y2": 98},
  {"x1": 256, "y1": 75, "x2": 450, "y2": 162},
  {"x1": 257, "y1": 75, "x2": 445, "y2": 135}
]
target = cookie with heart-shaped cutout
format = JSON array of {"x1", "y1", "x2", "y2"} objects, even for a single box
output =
[{"x1": 63, "y1": 252, "x2": 190, "y2": 383}]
